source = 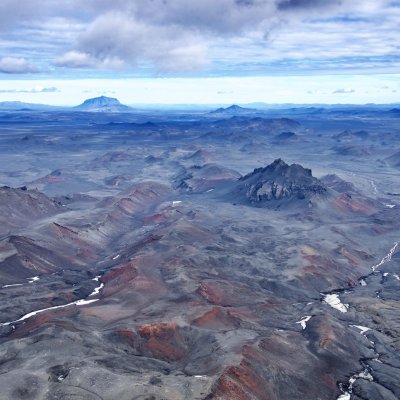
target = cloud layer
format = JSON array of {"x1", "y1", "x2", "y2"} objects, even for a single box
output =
[
  {"x1": 0, "y1": 86, "x2": 59, "y2": 93},
  {"x1": 0, "y1": 0, "x2": 399, "y2": 75}
]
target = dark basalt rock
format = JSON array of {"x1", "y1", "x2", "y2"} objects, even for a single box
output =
[{"x1": 233, "y1": 158, "x2": 327, "y2": 205}]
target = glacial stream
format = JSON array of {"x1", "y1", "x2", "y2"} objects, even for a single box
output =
[{"x1": 319, "y1": 241, "x2": 399, "y2": 400}]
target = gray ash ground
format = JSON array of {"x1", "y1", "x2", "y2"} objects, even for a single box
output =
[{"x1": 0, "y1": 105, "x2": 399, "y2": 399}]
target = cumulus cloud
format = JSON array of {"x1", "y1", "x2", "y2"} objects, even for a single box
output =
[
  {"x1": 60, "y1": 11, "x2": 210, "y2": 72},
  {"x1": 0, "y1": 57, "x2": 38, "y2": 74},
  {"x1": 55, "y1": 51, "x2": 97, "y2": 68}
]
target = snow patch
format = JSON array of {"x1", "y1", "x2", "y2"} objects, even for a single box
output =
[
  {"x1": 350, "y1": 325, "x2": 370, "y2": 336},
  {"x1": 337, "y1": 370, "x2": 373, "y2": 400},
  {"x1": 2, "y1": 276, "x2": 40, "y2": 288},
  {"x1": 89, "y1": 282, "x2": 104, "y2": 297},
  {"x1": 2, "y1": 283, "x2": 23, "y2": 288},
  {"x1": 372, "y1": 242, "x2": 399, "y2": 272},
  {"x1": 75, "y1": 299, "x2": 99, "y2": 306},
  {"x1": 0, "y1": 298, "x2": 98, "y2": 327},
  {"x1": 296, "y1": 316, "x2": 312, "y2": 330},
  {"x1": 323, "y1": 294, "x2": 349, "y2": 313}
]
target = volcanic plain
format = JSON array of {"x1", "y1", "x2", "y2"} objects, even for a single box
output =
[{"x1": 0, "y1": 102, "x2": 399, "y2": 400}]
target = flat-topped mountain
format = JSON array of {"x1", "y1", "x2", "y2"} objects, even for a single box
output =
[
  {"x1": 230, "y1": 159, "x2": 327, "y2": 206},
  {"x1": 74, "y1": 96, "x2": 132, "y2": 112}
]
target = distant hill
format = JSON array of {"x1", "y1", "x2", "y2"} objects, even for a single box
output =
[
  {"x1": 272, "y1": 131, "x2": 301, "y2": 143},
  {"x1": 0, "y1": 101, "x2": 60, "y2": 111},
  {"x1": 331, "y1": 145, "x2": 371, "y2": 156},
  {"x1": 74, "y1": 96, "x2": 132, "y2": 112},
  {"x1": 387, "y1": 108, "x2": 400, "y2": 117},
  {"x1": 333, "y1": 130, "x2": 369, "y2": 141},
  {"x1": 210, "y1": 104, "x2": 257, "y2": 115},
  {"x1": 386, "y1": 149, "x2": 400, "y2": 168}
]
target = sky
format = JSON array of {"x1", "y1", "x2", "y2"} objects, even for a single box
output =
[{"x1": 0, "y1": 0, "x2": 399, "y2": 105}]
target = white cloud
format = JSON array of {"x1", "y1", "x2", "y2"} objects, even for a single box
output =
[
  {"x1": 0, "y1": 57, "x2": 38, "y2": 74},
  {"x1": 55, "y1": 51, "x2": 96, "y2": 68},
  {"x1": 58, "y1": 11, "x2": 210, "y2": 72}
]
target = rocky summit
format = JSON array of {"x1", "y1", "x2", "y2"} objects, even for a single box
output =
[{"x1": 232, "y1": 158, "x2": 327, "y2": 205}]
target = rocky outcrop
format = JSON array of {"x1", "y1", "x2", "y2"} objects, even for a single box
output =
[
  {"x1": 174, "y1": 164, "x2": 241, "y2": 193},
  {"x1": 231, "y1": 159, "x2": 327, "y2": 206}
]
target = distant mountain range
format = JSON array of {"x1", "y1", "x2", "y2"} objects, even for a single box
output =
[
  {"x1": 0, "y1": 98, "x2": 400, "y2": 113},
  {"x1": 0, "y1": 96, "x2": 132, "y2": 113}
]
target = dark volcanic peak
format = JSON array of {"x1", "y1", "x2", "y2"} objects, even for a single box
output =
[
  {"x1": 75, "y1": 96, "x2": 131, "y2": 112},
  {"x1": 234, "y1": 159, "x2": 327, "y2": 205}
]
